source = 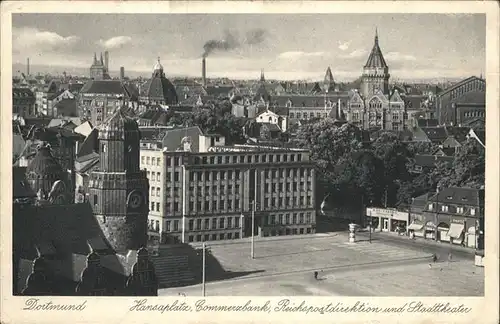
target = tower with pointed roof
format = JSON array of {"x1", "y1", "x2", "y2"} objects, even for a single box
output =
[
  {"x1": 87, "y1": 107, "x2": 149, "y2": 253},
  {"x1": 323, "y1": 67, "x2": 335, "y2": 93},
  {"x1": 360, "y1": 28, "x2": 390, "y2": 98}
]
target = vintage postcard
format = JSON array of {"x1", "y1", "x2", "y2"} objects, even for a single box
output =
[{"x1": 1, "y1": 1, "x2": 498, "y2": 324}]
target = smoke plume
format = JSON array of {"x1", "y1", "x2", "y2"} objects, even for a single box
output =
[{"x1": 202, "y1": 28, "x2": 268, "y2": 58}]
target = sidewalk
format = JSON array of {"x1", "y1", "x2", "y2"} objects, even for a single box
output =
[{"x1": 364, "y1": 230, "x2": 476, "y2": 255}]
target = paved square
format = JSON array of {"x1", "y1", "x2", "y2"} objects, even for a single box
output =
[
  {"x1": 203, "y1": 234, "x2": 431, "y2": 276},
  {"x1": 160, "y1": 258, "x2": 483, "y2": 297}
]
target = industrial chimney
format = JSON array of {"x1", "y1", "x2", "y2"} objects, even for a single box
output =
[
  {"x1": 104, "y1": 51, "x2": 109, "y2": 72},
  {"x1": 120, "y1": 66, "x2": 125, "y2": 80},
  {"x1": 26, "y1": 58, "x2": 30, "y2": 76},
  {"x1": 202, "y1": 58, "x2": 206, "y2": 87}
]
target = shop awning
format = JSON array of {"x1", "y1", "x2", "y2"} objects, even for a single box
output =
[
  {"x1": 407, "y1": 222, "x2": 424, "y2": 231},
  {"x1": 448, "y1": 223, "x2": 464, "y2": 238}
]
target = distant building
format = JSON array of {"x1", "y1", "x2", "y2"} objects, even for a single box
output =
[
  {"x1": 140, "y1": 131, "x2": 317, "y2": 244},
  {"x1": 89, "y1": 52, "x2": 111, "y2": 80},
  {"x1": 138, "y1": 58, "x2": 178, "y2": 111},
  {"x1": 409, "y1": 187, "x2": 484, "y2": 249},
  {"x1": 13, "y1": 87, "x2": 35, "y2": 117},
  {"x1": 435, "y1": 76, "x2": 486, "y2": 126},
  {"x1": 79, "y1": 79, "x2": 139, "y2": 126}
]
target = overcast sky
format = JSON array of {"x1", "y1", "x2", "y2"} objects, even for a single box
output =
[{"x1": 12, "y1": 13, "x2": 485, "y2": 81}]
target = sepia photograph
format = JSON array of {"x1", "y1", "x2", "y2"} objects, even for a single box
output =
[{"x1": 9, "y1": 11, "x2": 489, "y2": 299}]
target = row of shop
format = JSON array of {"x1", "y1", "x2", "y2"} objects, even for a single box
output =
[{"x1": 365, "y1": 207, "x2": 481, "y2": 248}]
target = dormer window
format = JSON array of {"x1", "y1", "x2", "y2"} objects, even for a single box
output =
[
  {"x1": 447, "y1": 196, "x2": 453, "y2": 200},
  {"x1": 470, "y1": 208, "x2": 476, "y2": 216},
  {"x1": 428, "y1": 203, "x2": 433, "y2": 211},
  {"x1": 441, "y1": 205, "x2": 448, "y2": 212}
]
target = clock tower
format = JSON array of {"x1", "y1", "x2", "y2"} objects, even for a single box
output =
[{"x1": 88, "y1": 107, "x2": 149, "y2": 253}]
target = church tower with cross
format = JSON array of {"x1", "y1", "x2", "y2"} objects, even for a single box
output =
[{"x1": 360, "y1": 28, "x2": 390, "y2": 99}]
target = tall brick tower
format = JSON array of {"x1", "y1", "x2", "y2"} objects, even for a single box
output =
[{"x1": 88, "y1": 106, "x2": 149, "y2": 253}]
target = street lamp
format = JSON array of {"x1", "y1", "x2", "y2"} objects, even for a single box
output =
[
  {"x1": 200, "y1": 242, "x2": 211, "y2": 297},
  {"x1": 251, "y1": 200, "x2": 256, "y2": 259}
]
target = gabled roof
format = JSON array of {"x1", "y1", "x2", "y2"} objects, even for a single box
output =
[{"x1": 259, "y1": 122, "x2": 282, "y2": 133}]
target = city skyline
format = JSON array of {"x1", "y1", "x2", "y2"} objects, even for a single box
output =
[{"x1": 12, "y1": 13, "x2": 485, "y2": 81}]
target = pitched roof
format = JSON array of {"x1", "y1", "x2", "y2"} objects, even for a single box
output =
[
  {"x1": 445, "y1": 126, "x2": 470, "y2": 143},
  {"x1": 417, "y1": 119, "x2": 439, "y2": 127},
  {"x1": 80, "y1": 80, "x2": 138, "y2": 100},
  {"x1": 428, "y1": 187, "x2": 484, "y2": 207},
  {"x1": 204, "y1": 86, "x2": 234, "y2": 97},
  {"x1": 161, "y1": 126, "x2": 204, "y2": 152},
  {"x1": 13, "y1": 87, "x2": 35, "y2": 98},
  {"x1": 364, "y1": 30, "x2": 388, "y2": 69},
  {"x1": 414, "y1": 154, "x2": 454, "y2": 168},
  {"x1": 421, "y1": 127, "x2": 448, "y2": 143},
  {"x1": 13, "y1": 203, "x2": 134, "y2": 288},
  {"x1": 259, "y1": 122, "x2": 282, "y2": 133},
  {"x1": 53, "y1": 99, "x2": 78, "y2": 117}
]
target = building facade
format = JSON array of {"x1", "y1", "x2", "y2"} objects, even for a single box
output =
[
  {"x1": 435, "y1": 76, "x2": 486, "y2": 126},
  {"x1": 140, "y1": 134, "x2": 317, "y2": 244},
  {"x1": 79, "y1": 80, "x2": 138, "y2": 126},
  {"x1": 13, "y1": 87, "x2": 36, "y2": 117},
  {"x1": 408, "y1": 187, "x2": 484, "y2": 248}
]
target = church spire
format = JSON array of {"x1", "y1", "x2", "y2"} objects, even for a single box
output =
[
  {"x1": 100, "y1": 53, "x2": 104, "y2": 65},
  {"x1": 93, "y1": 53, "x2": 97, "y2": 64},
  {"x1": 375, "y1": 27, "x2": 379, "y2": 45},
  {"x1": 260, "y1": 69, "x2": 265, "y2": 82}
]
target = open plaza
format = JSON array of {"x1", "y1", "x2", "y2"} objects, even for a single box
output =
[{"x1": 160, "y1": 233, "x2": 484, "y2": 296}]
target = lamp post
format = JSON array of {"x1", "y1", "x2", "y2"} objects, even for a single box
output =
[
  {"x1": 201, "y1": 242, "x2": 207, "y2": 297},
  {"x1": 251, "y1": 200, "x2": 256, "y2": 259}
]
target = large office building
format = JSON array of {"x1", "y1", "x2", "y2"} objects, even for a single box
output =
[{"x1": 140, "y1": 130, "x2": 316, "y2": 244}]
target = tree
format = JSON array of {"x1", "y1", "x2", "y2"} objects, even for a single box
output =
[{"x1": 371, "y1": 132, "x2": 412, "y2": 206}]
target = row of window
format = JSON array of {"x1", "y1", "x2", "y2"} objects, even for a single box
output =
[
  {"x1": 186, "y1": 232, "x2": 241, "y2": 243},
  {"x1": 160, "y1": 216, "x2": 242, "y2": 233},
  {"x1": 464, "y1": 111, "x2": 485, "y2": 118},
  {"x1": 263, "y1": 181, "x2": 313, "y2": 193},
  {"x1": 192, "y1": 153, "x2": 303, "y2": 165},
  {"x1": 263, "y1": 227, "x2": 313, "y2": 237},
  {"x1": 264, "y1": 212, "x2": 313, "y2": 225},
  {"x1": 450, "y1": 81, "x2": 485, "y2": 100},
  {"x1": 289, "y1": 112, "x2": 328, "y2": 119},
  {"x1": 427, "y1": 203, "x2": 477, "y2": 216},
  {"x1": 141, "y1": 156, "x2": 162, "y2": 167}
]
